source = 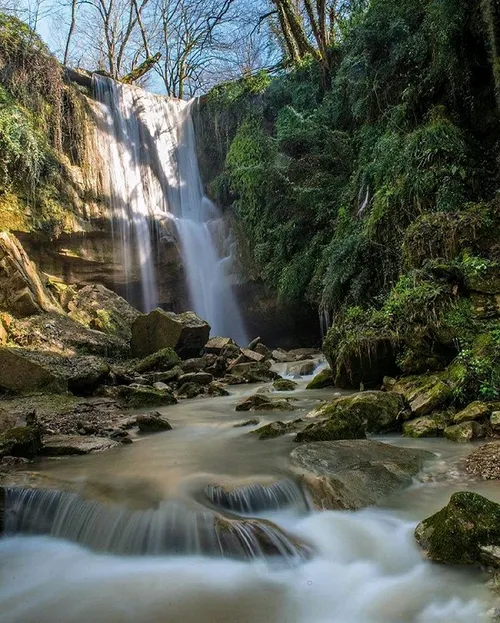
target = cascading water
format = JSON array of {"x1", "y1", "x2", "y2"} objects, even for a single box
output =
[{"x1": 92, "y1": 76, "x2": 248, "y2": 344}]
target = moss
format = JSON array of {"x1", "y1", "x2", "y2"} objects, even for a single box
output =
[
  {"x1": 306, "y1": 367, "x2": 333, "y2": 389},
  {"x1": 253, "y1": 421, "x2": 289, "y2": 440},
  {"x1": 415, "y1": 492, "x2": 500, "y2": 566},
  {"x1": 177, "y1": 382, "x2": 205, "y2": 399},
  {"x1": 295, "y1": 416, "x2": 366, "y2": 443},
  {"x1": 0, "y1": 425, "x2": 42, "y2": 457},
  {"x1": 118, "y1": 385, "x2": 177, "y2": 409},
  {"x1": 403, "y1": 416, "x2": 442, "y2": 438},
  {"x1": 443, "y1": 421, "x2": 479, "y2": 443},
  {"x1": 273, "y1": 378, "x2": 298, "y2": 391},
  {"x1": 453, "y1": 401, "x2": 492, "y2": 424},
  {"x1": 133, "y1": 348, "x2": 181, "y2": 374}
]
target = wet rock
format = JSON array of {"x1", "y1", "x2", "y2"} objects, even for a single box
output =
[
  {"x1": 236, "y1": 394, "x2": 296, "y2": 412},
  {"x1": 306, "y1": 368, "x2": 333, "y2": 389},
  {"x1": 42, "y1": 435, "x2": 119, "y2": 455},
  {"x1": 152, "y1": 381, "x2": 170, "y2": 391},
  {"x1": 444, "y1": 421, "x2": 483, "y2": 443},
  {"x1": 453, "y1": 401, "x2": 491, "y2": 424},
  {"x1": 0, "y1": 425, "x2": 42, "y2": 458},
  {"x1": 136, "y1": 412, "x2": 172, "y2": 433},
  {"x1": 177, "y1": 382, "x2": 206, "y2": 398},
  {"x1": 234, "y1": 418, "x2": 260, "y2": 427},
  {"x1": 415, "y1": 492, "x2": 500, "y2": 567},
  {"x1": 180, "y1": 355, "x2": 215, "y2": 372},
  {"x1": 229, "y1": 362, "x2": 279, "y2": 383},
  {"x1": 288, "y1": 348, "x2": 317, "y2": 360},
  {"x1": 204, "y1": 336, "x2": 237, "y2": 354},
  {"x1": 290, "y1": 439, "x2": 431, "y2": 510},
  {"x1": 0, "y1": 232, "x2": 62, "y2": 317},
  {"x1": 403, "y1": 415, "x2": 442, "y2": 438},
  {"x1": 271, "y1": 349, "x2": 290, "y2": 363},
  {"x1": 0, "y1": 347, "x2": 110, "y2": 395},
  {"x1": 131, "y1": 309, "x2": 210, "y2": 358},
  {"x1": 273, "y1": 378, "x2": 298, "y2": 391},
  {"x1": 141, "y1": 366, "x2": 182, "y2": 385},
  {"x1": 133, "y1": 348, "x2": 181, "y2": 374},
  {"x1": 178, "y1": 372, "x2": 213, "y2": 386},
  {"x1": 253, "y1": 343, "x2": 272, "y2": 360},
  {"x1": 118, "y1": 385, "x2": 177, "y2": 408},
  {"x1": 239, "y1": 348, "x2": 265, "y2": 363},
  {"x1": 466, "y1": 442, "x2": 500, "y2": 480},
  {"x1": 286, "y1": 361, "x2": 316, "y2": 377},
  {"x1": 207, "y1": 382, "x2": 229, "y2": 397},
  {"x1": 295, "y1": 417, "x2": 365, "y2": 443},
  {"x1": 67, "y1": 284, "x2": 141, "y2": 341},
  {"x1": 391, "y1": 374, "x2": 452, "y2": 417},
  {"x1": 252, "y1": 421, "x2": 289, "y2": 439}
]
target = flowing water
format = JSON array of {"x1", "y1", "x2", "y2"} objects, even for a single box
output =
[
  {"x1": 92, "y1": 77, "x2": 247, "y2": 344},
  {"x1": 0, "y1": 376, "x2": 497, "y2": 622}
]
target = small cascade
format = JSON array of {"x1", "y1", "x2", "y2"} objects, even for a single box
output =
[
  {"x1": 3, "y1": 488, "x2": 309, "y2": 561},
  {"x1": 92, "y1": 76, "x2": 248, "y2": 344},
  {"x1": 205, "y1": 479, "x2": 311, "y2": 514}
]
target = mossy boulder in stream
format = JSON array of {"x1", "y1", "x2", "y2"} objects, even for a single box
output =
[
  {"x1": 136, "y1": 412, "x2": 172, "y2": 433},
  {"x1": 236, "y1": 394, "x2": 295, "y2": 412},
  {"x1": 403, "y1": 415, "x2": 442, "y2": 438},
  {"x1": 273, "y1": 378, "x2": 297, "y2": 391},
  {"x1": 390, "y1": 374, "x2": 452, "y2": 417},
  {"x1": 131, "y1": 309, "x2": 210, "y2": 359},
  {"x1": 452, "y1": 401, "x2": 491, "y2": 424},
  {"x1": 118, "y1": 385, "x2": 177, "y2": 408},
  {"x1": 444, "y1": 421, "x2": 484, "y2": 443},
  {"x1": 415, "y1": 492, "x2": 500, "y2": 567},
  {"x1": 306, "y1": 367, "x2": 333, "y2": 389}
]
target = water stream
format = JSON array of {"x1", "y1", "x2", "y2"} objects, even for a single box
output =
[
  {"x1": 92, "y1": 77, "x2": 247, "y2": 344},
  {"x1": 0, "y1": 377, "x2": 497, "y2": 621}
]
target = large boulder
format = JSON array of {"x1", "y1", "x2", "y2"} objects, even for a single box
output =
[
  {"x1": 0, "y1": 348, "x2": 110, "y2": 394},
  {"x1": 452, "y1": 401, "x2": 491, "y2": 424},
  {"x1": 390, "y1": 374, "x2": 452, "y2": 417},
  {"x1": 306, "y1": 367, "x2": 333, "y2": 389},
  {"x1": 415, "y1": 492, "x2": 500, "y2": 568},
  {"x1": 131, "y1": 309, "x2": 210, "y2": 359},
  {"x1": 402, "y1": 414, "x2": 448, "y2": 438},
  {"x1": 0, "y1": 232, "x2": 62, "y2": 317},
  {"x1": 444, "y1": 421, "x2": 484, "y2": 443},
  {"x1": 67, "y1": 284, "x2": 141, "y2": 341},
  {"x1": 290, "y1": 439, "x2": 430, "y2": 510}
]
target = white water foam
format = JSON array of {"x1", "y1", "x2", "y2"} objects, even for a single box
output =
[{"x1": 0, "y1": 509, "x2": 488, "y2": 623}]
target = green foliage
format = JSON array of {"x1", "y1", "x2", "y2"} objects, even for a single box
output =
[{"x1": 450, "y1": 331, "x2": 500, "y2": 402}]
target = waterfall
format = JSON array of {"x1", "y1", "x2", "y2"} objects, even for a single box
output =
[{"x1": 92, "y1": 76, "x2": 248, "y2": 345}]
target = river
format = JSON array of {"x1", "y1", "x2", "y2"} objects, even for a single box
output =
[{"x1": 0, "y1": 371, "x2": 497, "y2": 622}]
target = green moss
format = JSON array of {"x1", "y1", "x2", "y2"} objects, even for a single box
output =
[
  {"x1": 306, "y1": 367, "x2": 333, "y2": 389},
  {"x1": 415, "y1": 492, "x2": 500, "y2": 566},
  {"x1": 0, "y1": 425, "x2": 42, "y2": 458},
  {"x1": 273, "y1": 378, "x2": 298, "y2": 391},
  {"x1": 133, "y1": 348, "x2": 181, "y2": 374},
  {"x1": 118, "y1": 385, "x2": 177, "y2": 408}
]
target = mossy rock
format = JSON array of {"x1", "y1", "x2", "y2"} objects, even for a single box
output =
[
  {"x1": 0, "y1": 425, "x2": 42, "y2": 458},
  {"x1": 391, "y1": 374, "x2": 452, "y2": 417},
  {"x1": 136, "y1": 412, "x2": 172, "y2": 433},
  {"x1": 236, "y1": 394, "x2": 295, "y2": 412},
  {"x1": 295, "y1": 416, "x2": 366, "y2": 443},
  {"x1": 466, "y1": 265, "x2": 500, "y2": 295},
  {"x1": 229, "y1": 362, "x2": 279, "y2": 383},
  {"x1": 177, "y1": 382, "x2": 205, "y2": 399},
  {"x1": 207, "y1": 382, "x2": 229, "y2": 397},
  {"x1": 118, "y1": 385, "x2": 177, "y2": 408},
  {"x1": 307, "y1": 391, "x2": 406, "y2": 435},
  {"x1": 252, "y1": 421, "x2": 289, "y2": 440},
  {"x1": 306, "y1": 367, "x2": 333, "y2": 389},
  {"x1": 133, "y1": 348, "x2": 181, "y2": 374},
  {"x1": 273, "y1": 378, "x2": 298, "y2": 391},
  {"x1": 415, "y1": 492, "x2": 500, "y2": 567},
  {"x1": 403, "y1": 416, "x2": 440, "y2": 438},
  {"x1": 444, "y1": 421, "x2": 483, "y2": 443},
  {"x1": 453, "y1": 401, "x2": 491, "y2": 424}
]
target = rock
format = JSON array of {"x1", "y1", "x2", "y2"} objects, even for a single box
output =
[
  {"x1": 180, "y1": 355, "x2": 215, "y2": 372},
  {"x1": 295, "y1": 417, "x2": 365, "y2": 443},
  {"x1": 286, "y1": 361, "x2": 316, "y2": 377},
  {"x1": 0, "y1": 425, "x2": 42, "y2": 458},
  {"x1": 253, "y1": 343, "x2": 272, "y2": 359},
  {"x1": 136, "y1": 412, "x2": 172, "y2": 433},
  {"x1": 234, "y1": 418, "x2": 260, "y2": 427},
  {"x1": 0, "y1": 347, "x2": 110, "y2": 395},
  {"x1": 0, "y1": 232, "x2": 62, "y2": 317},
  {"x1": 8, "y1": 313, "x2": 129, "y2": 359},
  {"x1": 465, "y1": 442, "x2": 500, "y2": 480},
  {"x1": 177, "y1": 372, "x2": 213, "y2": 386},
  {"x1": 290, "y1": 439, "x2": 431, "y2": 510},
  {"x1": 229, "y1": 362, "x2": 279, "y2": 383},
  {"x1": 414, "y1": 492, "x2": 500, "y2": 567},
  {"x1": 252, "y1": 421, "x2": 289, "y2": 439},
  {"x1": 177, "y1": 382, "x2": 206, "y2": 398},
  {"x1": 108, "y1": 429, "x2": 132, "y2": 443},
  {"x1": 306, "y1": 368, "x2": 333, "y2": 389},
  {"x1": 204, "y1": 337, "x2": 237, "y2": 355},
  {"x1": 131, "y1": 309, "x2": 210, "y2": 359},
  {"x1": 453, "y1": 401, "x2": 491, "y2": 424},
  {"x1": 240, "y1": 348, "x2": 265, "y2": 363},
  {"x1": 444, "y1": 421, "x2": 483, "y2": 443},
  {"x1": 273, "y1": 378, "x2": 298, "y2": 391},
  {"x1": 67, "y1": 284, "x2": 141, "y2": 341},
  {"x1": 207, "y1": 382, "x2": 229, "y2": 397},
  {"x1": 391, "y1": 374, "x2": 452, "y2": 416},
  {"x1": 403, "y1": 416, "x2": 441, "y2": 438},
  {"x1": 152, "y1": 382, "x2": 170, "y2": 391},
  {"x1": 301, "y1": 391, "x2": 406, "y2": 436},
  {"x1": 491, "y1": 411, "x2": 500, "y2": 432},
  {"x1": 42, "y1": 435, "x2": 119, "y2": 456},
  {"x1": 272, "y1": 349, "x2": 290, "y2": 363},
  {"x1": 236, "y1": 394, "x2": 296, "y2": 412},
  {"x1": 141, "y1": 367, "x2": 183, "y2": 385},
  {"x1": 133, "y1": 348, "x2": 181, "y2": 374},
  {"x1": 118, "y1": 385, "x2": 177, "y2": 408},
  {"x1": 288, "y1": 348, "x2": 317, "y2": 360},
  {"x1": 247, "y1": 337, "x2": 261, "y2": 350}
]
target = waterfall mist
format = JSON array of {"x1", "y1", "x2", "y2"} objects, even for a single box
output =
[{"x1": 92, "y1": 76, "x2": 248, "y2": 345}]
